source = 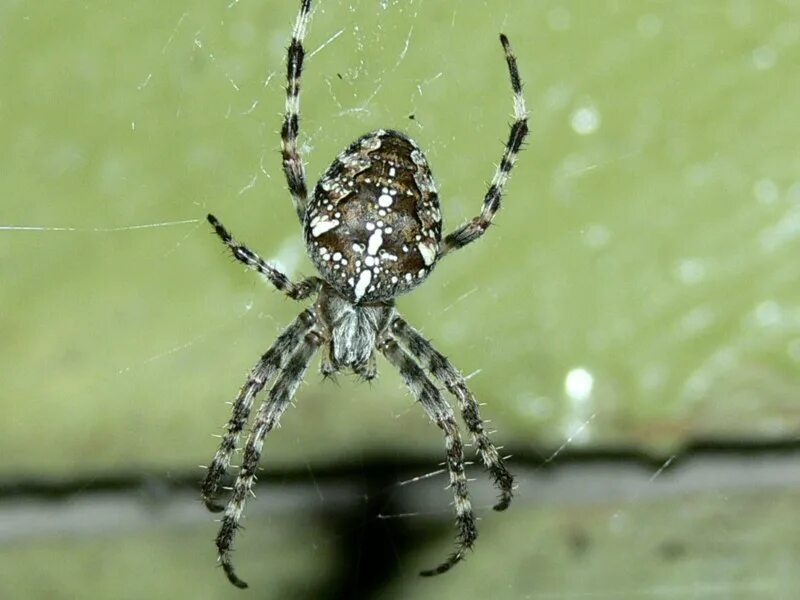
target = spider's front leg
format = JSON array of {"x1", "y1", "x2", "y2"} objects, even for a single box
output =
[
  {"x1": 216, "y1": 328, "x2": 324, "y2": 589},
  {"x1": 439, "y1": 34, "x2": 529, "y2": 258},
  {"x1": 201, "y1": 310, "x2": 316, "y2": 512},
  {"x1": 390, "y1": 317, "x2": 514, "y2": 511},
  {"x1": 207, "y1": 214, "x2": 321, "y2": 300},
  {"x1": 379, "y1": 337, "x2": 476, "y2": 577}
]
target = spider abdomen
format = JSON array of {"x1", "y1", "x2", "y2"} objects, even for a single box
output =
[{"x1": 305, "y1": 129, "x2": 442, "y2": 304}]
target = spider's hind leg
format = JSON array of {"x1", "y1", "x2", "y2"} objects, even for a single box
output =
[
  {"x1": 201, "y1": 310, "x2": 316, "y2": 512},
  {"x1": 390, "y1": 317, "x2": 514, "y2": 511},
  {"x1": 216, "y1": 329, "x2": 324, "y2": 588},
  {"x1": 379, "y1": 337, "x2": 476, "y2": 576}
]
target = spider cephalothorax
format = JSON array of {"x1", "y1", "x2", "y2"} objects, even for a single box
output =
[{"x1": 203, "y1": 0, "x2": 528, "y2": 589}]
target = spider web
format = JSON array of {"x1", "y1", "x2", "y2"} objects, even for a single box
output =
[{"x1": 2, "y1": 0, "x2": 800, "y2": 597}]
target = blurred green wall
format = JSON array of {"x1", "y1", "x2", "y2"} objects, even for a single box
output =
[{"x1": 2, "y1": 0, "x2": 800, "y2": 597}]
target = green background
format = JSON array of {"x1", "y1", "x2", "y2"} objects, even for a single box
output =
[{"x1": 2, "y1": 0, "x2": 799, "y2": 598}]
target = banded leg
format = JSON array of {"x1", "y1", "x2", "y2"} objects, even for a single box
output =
[
  {"x1": 216, "y1": 329, "x2": 323, "y2": 589},
  {"x1": 391, "y1": 317, "x2": 514, "y2": 510},
  {"x1": 439, "y1": 34, "x2": 529, "y2": 258},
  {"x1": 281, "y1": 0, "x2": 313, "y2": 222},
  {"x1": 379, "y1": 337, "x2": 476, "y2": 577},
  {"x1": 207, "y1": 214, "x2": 321, "y2": 300},
  {"x1": 201, "y1": 310, "x2": 316, "y2": 512}
]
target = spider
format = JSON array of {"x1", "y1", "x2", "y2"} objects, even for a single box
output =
[{"x1": 202, "y1": 0, "x2": 528, "y2": 589}]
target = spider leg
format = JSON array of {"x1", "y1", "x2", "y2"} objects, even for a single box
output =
[
  {"x1": 282, "y1": 0, "x2": 313, "y2": 223},
  {"x1": 390, "y1": 317, "x2": 514, "y2": 511},
  {"x1": 439, "y1": 34, "x2": 529, "y2": 258},
  {"x1": 207, "y1": 214, "x2": 321, "y2": 300},
  {"x1": 201, "y1": 309, "x2": 316, "y2": 512},
  {"x1": 216, "y1": 328, "x2": 323, "y2": 589},
  {"x1": 379, "y1": 337, "x2": 476, "y2": 577}
]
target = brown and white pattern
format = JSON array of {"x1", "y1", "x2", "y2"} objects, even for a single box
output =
[
  {"x1": 305, "y1": 129, "x2": 442, "y2": 304},
  {"x1": 202, "y1": 0, "x2": 529, "y2": 588}
]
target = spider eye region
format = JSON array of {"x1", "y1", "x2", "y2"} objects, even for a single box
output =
[{"x1": 305, "y1": 129, "x2": 442, "y2": 304}]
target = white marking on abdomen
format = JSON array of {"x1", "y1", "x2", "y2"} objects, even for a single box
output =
[
  {"x1": 353, "y1": 270, "x2": 372, "y2": 301},
  {"x1": 418, "y1": 240, "x2": 437, "y2": 266},
  {"x1": 367, "y1": 229, "x2": 383, "y2": 255},
  {"x1": 310, "y1": 215, "x2": 340, "y2": 237}
]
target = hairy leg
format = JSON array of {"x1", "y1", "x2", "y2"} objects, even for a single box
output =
[
  {"x1": 439, "y1": 34, "x2": 529, "y2": 257},
  {"x1": 216, "y1": 329, "x2": 323, "y2": 588},
  {"x1": 390, "y1": 317, "x2": 514, "y2": 510},
  {"x1": 282, "y1": 0, "x2": 313, "y2": 222},
  {"x1": 207, "y1": 214, "x2": 321, "y2": 299},
  {"x1": 379, "y1": 337, "x2": 476, "y2": 577},
  {"x1": 201, "y1": 309, "x2": 317, "y2": 512}
]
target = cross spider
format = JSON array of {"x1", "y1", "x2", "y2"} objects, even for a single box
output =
[{"x1": 203, "y1": 0, "x2": 528, "y2": 589}]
